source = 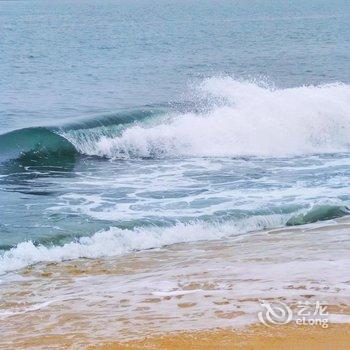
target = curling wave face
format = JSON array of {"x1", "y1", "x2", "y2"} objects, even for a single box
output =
[{"x1": 0, "y1": 108, "x2": 161, "y2": 164}]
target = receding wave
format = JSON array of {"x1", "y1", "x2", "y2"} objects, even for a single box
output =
[
  {"x1": 2, "y1": 78, "x2": 350, "y2": 162},
  {"x1": 286, "y1": 204, "x2": 350, "y2": 226}
]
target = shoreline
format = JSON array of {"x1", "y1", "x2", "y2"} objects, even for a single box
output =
[{"x1": 0, "y1": 220, "x2": 349, "y2": 349}]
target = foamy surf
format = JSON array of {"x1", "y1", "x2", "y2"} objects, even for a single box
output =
[{"x1": 1, "y1": 201, "x2": 349, "y2": 274}]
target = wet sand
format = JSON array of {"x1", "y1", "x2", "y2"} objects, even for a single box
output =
[{"x1": 8, "y1": 324, "x2": 350, "y2": 349}]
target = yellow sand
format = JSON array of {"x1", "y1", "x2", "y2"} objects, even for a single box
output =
[{"x1": 91, "y1": 324, "x2": 350, "y2": 350}]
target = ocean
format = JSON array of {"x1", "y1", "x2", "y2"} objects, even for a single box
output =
[{"x1": 1, "y1": 0, "x2": 350, "y2": 347}]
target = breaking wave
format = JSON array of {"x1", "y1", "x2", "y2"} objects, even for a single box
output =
[{"x1": 1, "y1": 78, "x2": 350, "y2": 163}]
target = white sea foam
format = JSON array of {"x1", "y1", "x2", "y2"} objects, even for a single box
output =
[
  {"x1": 62, "y1": 78, "x2": 350, "y2": 158},
  {"x1": 0, "y1": 215, "x2": 287, "y2": 274}
]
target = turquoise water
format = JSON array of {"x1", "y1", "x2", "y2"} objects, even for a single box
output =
[{"x1": 1, "y1": 0, "x2": 350, "y2": 272}]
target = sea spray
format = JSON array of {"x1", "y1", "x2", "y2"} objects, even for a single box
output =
[{"x1": 61, "y1": 78, "x2": 350, "y2": 159}]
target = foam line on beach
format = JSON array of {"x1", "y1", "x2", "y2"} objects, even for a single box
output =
[{"x1": 0, "y1": 215, "x2": 287, "y2": 274}]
